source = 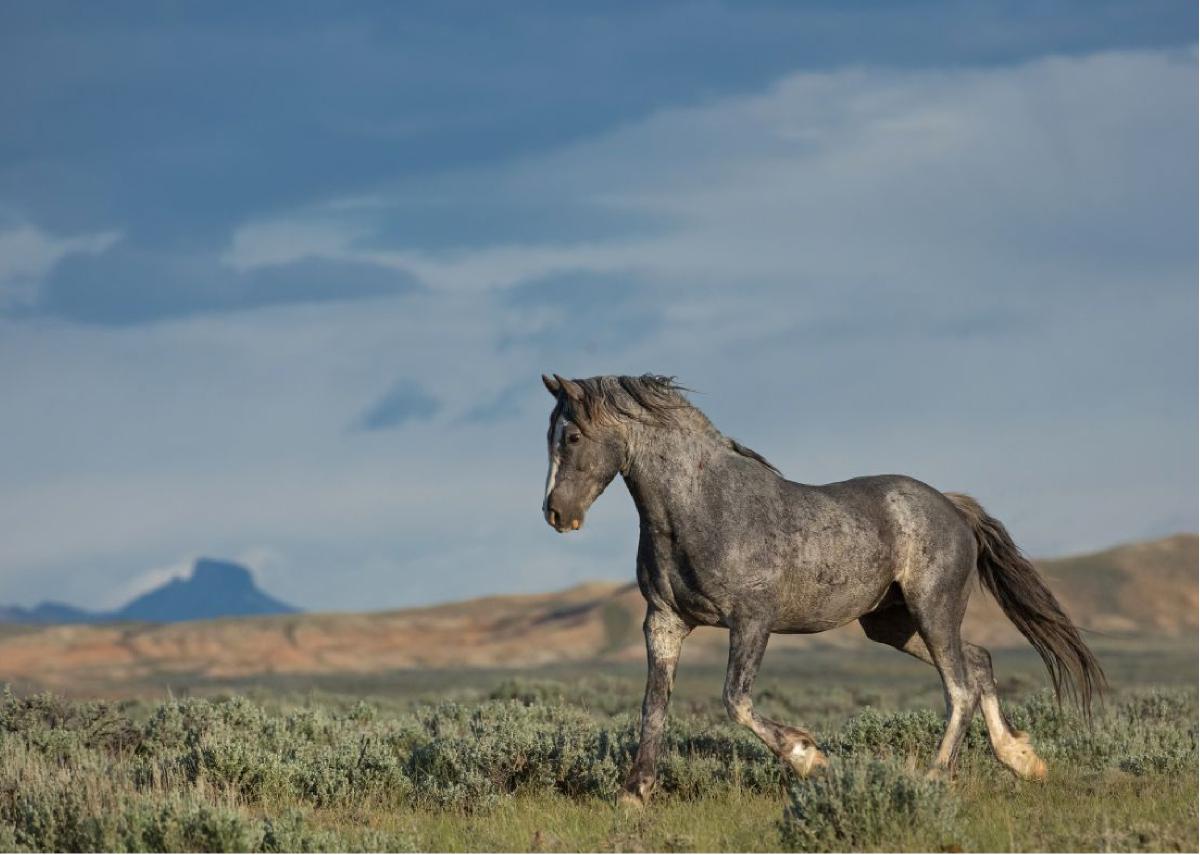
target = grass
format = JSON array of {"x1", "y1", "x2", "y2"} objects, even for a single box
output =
[{"x1": 0, "y1": 646, "x2": 1195, "y2": 852}]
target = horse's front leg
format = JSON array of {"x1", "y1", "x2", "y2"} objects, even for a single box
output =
[
  {"x1": 621, "y1": 606, "x2": 691, "y2": 805},
  {"x1": 723, "y1": 620, "x2": 827, "y2": 777}
]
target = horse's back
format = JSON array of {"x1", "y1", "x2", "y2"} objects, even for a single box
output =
[
  {"x1": 765, "y1": 473, "x2": 974, "y2": 632},
  {"x1": 796, "y1": 473, "x2": 968, "y2": 533}
]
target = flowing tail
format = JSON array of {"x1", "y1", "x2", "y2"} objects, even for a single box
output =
[{"x1": 945, "y1": 492, "x2": 1106, "y2": 717}]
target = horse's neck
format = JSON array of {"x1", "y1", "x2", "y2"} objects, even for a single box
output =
[{"x1": 621, "y1": 425, "x2": 725, "y2": 532}]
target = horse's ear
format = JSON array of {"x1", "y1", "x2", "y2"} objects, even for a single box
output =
[
  {"x1": 542, "y1": 374, "x2": 561, "y2": 396},
  {"x1": 553, "y1": 374, "x2": 583, "y2": 401}
]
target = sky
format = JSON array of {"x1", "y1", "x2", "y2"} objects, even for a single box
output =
[{"x1": 0, "y1": 1, "x2": 1196, "y2": 612}]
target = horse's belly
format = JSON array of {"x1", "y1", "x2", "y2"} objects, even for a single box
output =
[{"x1": 770, "y1": 547, "x2": 895, "y2": 633}]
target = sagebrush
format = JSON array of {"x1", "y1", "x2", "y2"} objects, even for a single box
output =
[{"x1": 0, "y1": 684, "x2": 1194, "y2": 851}]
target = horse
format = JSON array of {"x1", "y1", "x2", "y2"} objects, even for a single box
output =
[{"x1": 539, "y1": 373, "x2": 1103, "y2": 804}]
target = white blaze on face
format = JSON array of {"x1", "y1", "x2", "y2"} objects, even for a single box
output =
[{"x1": 543, "y1": 414, "x2": 566, "y2": 511}]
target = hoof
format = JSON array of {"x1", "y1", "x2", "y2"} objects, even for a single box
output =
[
  {"x1": 786, "y1": 742, "x2": 828, "y2": 778},
  {"x1": 617, "y1": 789, "x2": 646, "y2": 809},
  {"x1": 1023, "y1": 756, "x2": 1048, "y2": 782},
  {"x1": 620, "y1": 770, "x2": 654, "y2": 806},
  {"x1": 998, "y1": 731, "x2": 1048, "y2": 782}
]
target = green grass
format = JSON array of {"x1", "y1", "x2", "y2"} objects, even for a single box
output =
[{"x1": 0, "y1": 646, "x2": 1195, "y2": 852}]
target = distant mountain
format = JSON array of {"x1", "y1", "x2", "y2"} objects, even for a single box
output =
[
  {"x1": 0, "y1": 558, "x2": 298, "y2": 625},
  {"x1": 115, "y1": 559, "x2": 297, "y2": 622},
  {"x1": 0, "y1": 601, "x2": 94, "y2": 624}
]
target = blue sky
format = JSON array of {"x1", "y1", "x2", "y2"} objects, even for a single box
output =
[{"x1": 0, "y1": 2, "x2": 1195, "y2": 611}]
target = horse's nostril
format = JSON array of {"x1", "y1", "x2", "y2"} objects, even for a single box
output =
[{"x1": 548, "y1": 508, "x2": 560, "y2": 527}]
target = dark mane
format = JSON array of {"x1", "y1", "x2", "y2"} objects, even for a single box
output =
[
  {"x1": 566, "y1": 374, "x2": 690, "y2": 427},
  {"x1": 565, "y1": 374, "x2": 780, "y2": 475},
  {"x1": 726, "y1": 437, "x2": 780, "y2": 474}
]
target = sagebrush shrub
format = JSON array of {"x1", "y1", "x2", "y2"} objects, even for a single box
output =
[
  {"x1": 1003, "y1": 690, "x2": 1198, "y2": 773},
  {"x1": 406, "y1": 701, "x2": 630, "y2": 808},
  {"x1": 487, "y1": 676, "x2": 639, "y2": 717},
  {"x1": 827, "y1": 707, "x2": 947, "y2": 761},
  {"x1": 780, "y1": 757, "x2": 961, "y2": 852}
]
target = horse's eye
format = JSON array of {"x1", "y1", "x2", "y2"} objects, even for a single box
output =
[{"x1": 567, "y1": 433, "x2": 581, "y2": 444}]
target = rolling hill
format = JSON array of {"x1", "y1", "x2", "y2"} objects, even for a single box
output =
[{"x1": 0, "y1": 534, "x2": 1192, "y2": 693}]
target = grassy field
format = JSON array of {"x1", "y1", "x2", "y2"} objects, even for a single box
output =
[{"x1": 0, "y1": 642, "x2": 1195, "y2": 852}]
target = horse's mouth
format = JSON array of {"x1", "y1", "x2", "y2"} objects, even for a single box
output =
[
  {"x1": 547, "y1": 504, "x2": 583, "y2": 530},
  {"x1": 545, "y1": 508, "x2": 584, "y2": 532}
]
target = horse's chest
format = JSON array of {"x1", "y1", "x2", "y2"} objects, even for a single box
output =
[{"x1": 636, "y1": 534, "x2": 728, "y2": 626}]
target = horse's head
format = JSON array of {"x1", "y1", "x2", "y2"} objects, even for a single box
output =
[{"x1": 540, "y1": 373, "x2": 627, "y2": 533}]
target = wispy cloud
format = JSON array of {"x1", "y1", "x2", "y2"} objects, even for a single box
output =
[
  {"x1": 24, "y1": 243, "x2": 419, "y2": 325},
  {"x1": 221, "y1": 50, "x2": 1195, "y2": 309},
  {"x1": 0, "y1": 223, "x2": 119, "y2": 309},
  {"x1": 6, "y1": 1, "x2": 1189, "y2": 244},
  {"x1": 355, "y1": 380, "x2": 440, "y2": 431},
  {"x1": 104, "y1": 556, "x2": 193, "y2": 610},
  {"x1": 458, "y1": 381, "x2": 531, "y2": 425}
]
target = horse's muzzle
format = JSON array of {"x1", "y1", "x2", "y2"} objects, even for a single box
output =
[{"x1": 545, "y1": 505, "x2": 583, "y2": 532}]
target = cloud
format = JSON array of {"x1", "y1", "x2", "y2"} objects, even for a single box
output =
[
  {"x1": 233, "y1": 545, "x2": 288, "y2": 592},
  {"x1": 355, "y1": 379, "x2": 440, "y2": 430},
  {"x1": 25, "y1": 242, "x2": 419, "y2": 325},
  {"x1": 4, "y1": 1, "x2": 1190, "y2": 246},
  {"x1": 458, "y1": 381, "x2": 532, "y2": 425},
  {"x1": 353, "y1": 189, "x2": 672, "y2": 254},
  {"x1": 219, "y1": 50, "x2": 1194, "y2": 317},
  {"x1": 0, "y1": 223, "x2": 119, "y2": 309},
  {"x1": 104, "y1": 556, "x2": 192, "y2": 610},
  {"x1": 223, "y1": 217, "x2": 372, "y2": 272},
  {"x1": 500, "y1": 271, "x2": 662, "y2": 356}
]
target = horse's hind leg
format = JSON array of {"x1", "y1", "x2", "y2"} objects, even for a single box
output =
[
  {"x1": 860, "y1": 603, "x2": 1047, "y2": 780},
  {"x1": 723, "y1": 620, "x2": 827, "y2": 777},
  {"x1": 859, "y1": 600, "x2": 977, "y2": 777},
  {"x1": 970, "y1": 645, "x2": 1047, "y2": 780}
]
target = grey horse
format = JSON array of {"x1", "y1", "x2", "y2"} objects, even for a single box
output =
[{"x1": 540, "y1": 373, "x2": 1103, "y2": 804}]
